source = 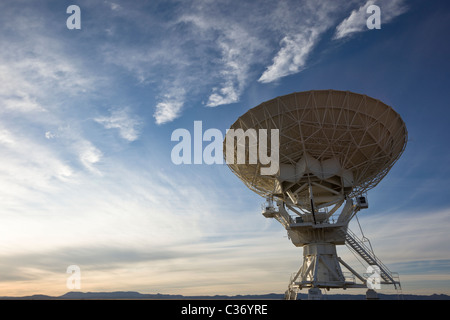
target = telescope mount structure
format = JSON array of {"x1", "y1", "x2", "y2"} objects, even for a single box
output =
[{"x1": 225, "y1": 90, "x2": 407, "y2": 300}]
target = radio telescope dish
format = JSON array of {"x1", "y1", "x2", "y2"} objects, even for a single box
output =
[
  {"x1": 225, "y1": 90, "x2": 407, "y2": 300},
  {"x1": 226, "y1": 89, "x2": 407, "y2": 211}
]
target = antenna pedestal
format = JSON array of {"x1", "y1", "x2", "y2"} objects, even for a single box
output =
[
  {"x1": 285, "y1": 240, "x2": 367, "y2": 300},
  {"x1": 228, "y1": 90, "x2": 407, "y2": 300},
  {"x1": 272, "y1": 199, "x2": 372, "y2": 300},
  {"x1": 299, "y1": 243, "x2": 346, "y2": 287}
]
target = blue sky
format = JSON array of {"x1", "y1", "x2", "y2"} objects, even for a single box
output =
[{"x1": 0, "y1": 0, "x2": 449, "y2": 297}]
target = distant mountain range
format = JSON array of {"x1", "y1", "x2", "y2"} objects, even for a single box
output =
[{"x1": 0, "y1": 291, "x2": 449, "y2": 300}]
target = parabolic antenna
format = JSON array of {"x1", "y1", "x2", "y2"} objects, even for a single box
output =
[
  {"x1": 227, "y1": 89, "x2": 407, "y2": 210},
  {"x1": 225, "y1": 90, "x2": 407, "y2": 300}
]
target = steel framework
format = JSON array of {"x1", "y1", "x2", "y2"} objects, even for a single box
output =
[{"x1": 225, "y1": 90, "x2": 407, "y2": 299}]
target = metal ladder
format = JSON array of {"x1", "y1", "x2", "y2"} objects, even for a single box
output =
[{"x1": 343, "y1": 228, "x2": 401, "y2": 290}]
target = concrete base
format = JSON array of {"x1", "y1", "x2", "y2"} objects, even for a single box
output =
[
  {"x1": 366, "y1": 289, "x2": 379, "y2": 300},
  {"x1": 308, "y1": 288, "x2": 323, "y2": 300}
]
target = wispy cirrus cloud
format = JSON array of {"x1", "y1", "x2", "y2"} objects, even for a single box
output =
[
  {"x1": 334, "y1": 0, "x2": 408, "y2": 40},
  {"x1": 204, "y1": 29, "x2": 255, "y2": 107},
  {"x1": 0, "y1": 3, "x2": 115, "y2": 183},
  {"x1": 258, "y1": 30, "x2": 320, "y2": 84},
  {"x1": 197, "y1": 20, "x2": 266, "y2": 107},
  {"x1": 0, "y1": 0, "x2": 411, "y2": 127},
  {"x1": 98, "y1": 1, "x2": 356, "y2": 120},
  {"x1": 94, "y1": 107, "x2": 143, "y2": 141},
  {"x1": 0, "y1": 127, "x2": 74, "y2": 194},
  {"x1": 152, "y1": 85, "x2": 186, "y2": 125},
  {"x1": 154, "y1": 99, "x2": 184, "y2": 125},
  {"x1": 258, "y1": 0, "x2": 344, "y2": 84}
]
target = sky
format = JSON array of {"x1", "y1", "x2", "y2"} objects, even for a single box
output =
[{"x1": 0, "y1": 0, "x2": 449, "y2": 297}]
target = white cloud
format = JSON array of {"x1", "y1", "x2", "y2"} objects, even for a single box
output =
[
  {"x1": 0, "y1": 126, "x2": 75, "y2": 199},
  {"x1": 107, "y1": 1, "x2": 121, "y2": 11},
  {"x1": 94, "y1": 107, "x2": 142, "y2": 142},
  {"x1": 99, "y1": 1, "x2": 369, "y2": 117},
  {"x1": 206, "y1": 34, "x2": 248, "y2": 107},
  {"x1": 0, "y1": 2, "x2": 119, "y2": 180},
  {"x1": 45, "y1": 131, "x2": 56, "y2": 139},
  {"x1": 334, "y1": 0, "x2": 408, "y2": 40},
  {"x1": 74, "y1": 140, "x2": 103, "y2": 174},
  {"x1": 205, "y1": 25, "x2": 263, "y2": 107},
  {"x1": 0, "y1": 46, "x2": 94, "y2": 114},
  {"x1": 154, "y1": 100, "x2": 184, "y2": 125},
  {"x1": 334, "y1": 1, "x2": 370, "y2": 40},
  {"x1": 258, "y1": 0, "x2": 344, "y2": 84},
  {"x1": 258, "y1": 31, "x2": 319, "y2": 83},
  {"x1": 0, "y1": 128, "x2": 16, "y2": 146},
  {"x1": 102, "y1": 1, "x2": 270, "y2": 115},
  {"x1": 101, "y1": 40, "x2": 190, "y2": 123},
  {"x1": 1, "y1": 93, "x2": 46, "y2": 113},
  {"x1": 207, "y1": 85, "x2": 239, "y2": 107},
  {"x1": 153, "y1": 88, "x2": 186, "y2": 125},
  {"x1": 0, "y1": 63, "x2": 46, "y2": 114},
  {"x1": 258, "y1": 0, "x2": 408, "y2": 83}
]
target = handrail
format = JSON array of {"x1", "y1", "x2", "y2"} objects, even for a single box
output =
[{"x1": 345, "y1": 228, "x2": 397, "y2": 284}]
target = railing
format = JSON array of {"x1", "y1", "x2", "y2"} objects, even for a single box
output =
[
  {"x1": 342, "y1": 271, "x2": 356, "y2": 284},
  {"x1": 288, "y1": 213, "x2": 343, "y2": 226},
  {"x1": 345, "y1": 228, "x2": 399, "y2": 287}
]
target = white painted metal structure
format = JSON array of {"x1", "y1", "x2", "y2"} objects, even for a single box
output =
[{"x1": 225, "y1": 90, "x2": 407, "y2": 299}]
